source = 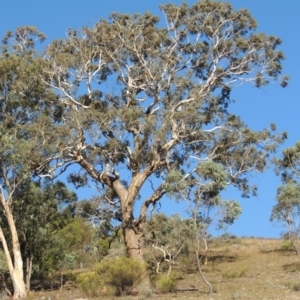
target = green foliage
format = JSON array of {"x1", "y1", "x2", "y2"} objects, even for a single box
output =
[
  {"x1": 274, "y1": 142, "x2": 300, "y2": 182},
  {"x1": 57, "y1": 217, "x2": 93, "y2": 251},
  {"x1": 145, "y1": 213, "x2": 194, "y2": 275},
  {"x1": 271, "y1": 181, "x2": 300, "y2": 254},
  {"x1": 196, "y1": 161, "x2": 227, "y2": 192},
  {"x1": 271, "y1": 181, "x2": 300, "y2": 222},
  {"x1": 0, "y1": 2, "x2": 290, "y2": 284},
  {"x1": 155, "y1": 274, "x2": 177, "y2": 293},
  {"x1": 146, "y1": 213, "x2": 194, "y2": 248},
  {"x1": 60, "y1": 252, "x2": 77, "y2": 270},
  {"x1": 76, "y1": 271, "x2": 106, "y2": 297},
  {"x1": 189, "y1": 161, "x2": 242, "y2": 233},
  {"x1": 162, "y1": 170, "x2": 186, "y2": 198},
  {"x1": 39, "y1": 0, "x2": 288, "y2": 246},
  {"x1": 96, "y1": 256, "x2": 145, "y2": 296},
  {"x1": 77, "y1": 257, "x2": 145, "y2": 297},
  {"x1": 281, "y1": 240, "x2": 294, "y2": 252},
  {"x1": 98, "y1": 238, "x2": 110, "y2": 255}
]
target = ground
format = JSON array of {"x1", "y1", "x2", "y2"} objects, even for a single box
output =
[{"x1": 8, "y1": 238, "x2": 300, "y2": 299}]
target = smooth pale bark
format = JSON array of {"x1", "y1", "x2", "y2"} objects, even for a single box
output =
[
  {"x1": 0, "y1": 193, "x2": 27, "y2": 299},
  {"x1": 0, "y1": 226, "x2": 27, "y2": 299}
]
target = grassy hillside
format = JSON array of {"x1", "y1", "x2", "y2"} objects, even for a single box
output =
[{"x1": 3, "y1": 237, "x2": 300, "y2": 299}]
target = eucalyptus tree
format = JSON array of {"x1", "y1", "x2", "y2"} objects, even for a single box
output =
[
  {"x1": 186, "y1": 161, "x2": 242, "y2": 254},
  {"x1": 271, "y1": 142, "x2": 300, "y2": 254},
  {"x1": 6, "y1": 181, "x2": 77, "y2": 290},
  {"x1": 0, "y1": 27, "x2": 57, "y2": 299},
  {"x1": 271, "y1": 181, "x2": 300, "y2": 254},
  {"x1": 42, "y1": 0, "x2": 288, "y2": 265},
  {"x1": 183, "y1": 160, "x2": 242, "y2": 294},
  {"x1": 145, "y1": 213, "x2": 194, "y2": 276}
]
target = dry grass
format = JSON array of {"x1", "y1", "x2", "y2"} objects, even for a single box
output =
[{"x1": 19, "y1": 238, "x2": 300, "y2": 299}]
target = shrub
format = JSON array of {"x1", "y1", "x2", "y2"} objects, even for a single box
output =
[
  {"x1": 96, "y1": 256, "x2": 145, "y2": 296},
  {"x1": 76, "y1": 271, "x2": 103, "y2": 297},
  {"x1": 281, "y1": 240, "x2": 294, "y2": 251},
  {"x1": 77, "y1": 256, "x2": 146, "y2": 297},
  {"x1": 156, "y1": 274, "x2": 177, "y2": 293},
  {"x1": 77, "y1": 272, "x2": 116, "y2": 298}
]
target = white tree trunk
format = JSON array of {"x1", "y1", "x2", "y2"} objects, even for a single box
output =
[{"x1": 0, "y1": 190, "x2": 27, "y2": 299}]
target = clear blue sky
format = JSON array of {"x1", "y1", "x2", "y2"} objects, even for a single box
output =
[{"x1": 1, "y1": 0, "x2": 299, "y2": 238}]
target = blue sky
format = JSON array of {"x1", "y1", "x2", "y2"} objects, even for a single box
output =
[{"x1": 1, "y1": 0, "x2": 299, "y2": 238}]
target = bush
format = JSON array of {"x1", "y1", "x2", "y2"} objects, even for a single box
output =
[
  {"x1": 281, "y1": 240, "x2": 294, "y2": 251},
  {"x1": 77, "y1": 271, "x2": 116, "y2": 298},
  {"x1": 76, "y1": 271, "x2": 103, "y2": 297},
  {"x1": 76, "y1": 256, "x2": 146, "y2": 297},
  {"x1": 156, "y1": 274, "x2": 177, "y2": 293},
  {"x1": 96, "y1": 256, "x2": 145, "y2": 296}
]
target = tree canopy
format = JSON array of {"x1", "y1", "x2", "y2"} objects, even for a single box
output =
[
  {"x1": 37, "y1": 0, "x2": 288, "y2": 261},
  {"x1": 0, "y1": 1, "x2": 290, "y2": 297}
]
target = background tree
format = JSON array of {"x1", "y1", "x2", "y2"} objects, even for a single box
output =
[
  {"x1": 274, "y1": 142, "x2": 300, "y2": 182},
  {"x1": 270, "y1": 181, "x2": 300, "y2": 255},
  {"x1": 76, "y1": 195, "x2": 123, "y2": 255},
  {"x1": 0, "y1": 26, "x2": 56, "y2": 299},
  {"x1": 145, "y1": 213, "x2": 194, "y2": 276},
  {"x1": 184, "y1": 160, "x2": 242, "y2": 295},
  {"x1": 1, "y1": 181, "x2": 77, "y2": 290},
  {"x1": 39, "y1": 0, "x2": 288, "y2": 269},
  {"x1": 272, "y1": 142, "x2": 300, "y2": 254}
]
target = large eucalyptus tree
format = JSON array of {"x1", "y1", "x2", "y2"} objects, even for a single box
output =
[{"x1": 40, "y1": 0, "x2": 288, "y2": 264}]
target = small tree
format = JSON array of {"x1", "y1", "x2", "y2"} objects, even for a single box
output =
[
  {"x1": 271, "y1": 181, "x2": 300, "y2": 254},
  {"x1": 14, "y1": 181, "x2": 76, "y2": 289},
  {"x1": 145, "y1": 213, "x2": 193, "y2": 276},
  {"x1": 184, "y1": 161, "x2": 242, "y2": 295},
  {"x1": 273, "y1": 142, "x2": 300, "y2": 254},
  {"x1": 0, "y1": 179, "x2": 77, "y2": 291}
]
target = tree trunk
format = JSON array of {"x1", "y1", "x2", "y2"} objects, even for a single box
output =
[
  {"x1": 123, "y1": 224, "x2": 150, "y2": 286},
  {"x1": 167, "y1": 263, "x2": 172, "y2": 278},
  {"x1": 0, "y1": 227, "x2": 27, "y2": 299},
  {"x1": 25, "y1": 256, "x2": 33, "y2": 292},
  {"x1": 0, "y1": 196, "x2": 27, "y2": 299},
  {"x1": 11, "y1": 268, "x2": 27, "y2": 300},
  {"x1": 123, "y1": 226, "x2": 144, "y2": 260},
  {"x1": 196, "y1": 250, "x2": 212, "y2": 296}
]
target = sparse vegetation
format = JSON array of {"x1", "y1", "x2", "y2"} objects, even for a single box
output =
[
  {"x1": 76, "y1": 256, "x2": 145, "y2": 297},
  {"x1": 292, "y1": 283, "x2": 300, "y2": 292},
  {"x1": 1, "y1": 237, "x2": 299, "y2": 299},
  {"x1": 222, "y1": 266, "x2": 248, "y2": 279},
  {"x1": 155, "y1": 274, "x2": 177, "y2": 293}
]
